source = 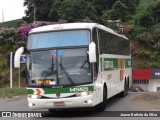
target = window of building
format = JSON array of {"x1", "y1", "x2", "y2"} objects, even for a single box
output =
[{"x1": 133, "y1": 80, "x2": 149, "y2": 84}]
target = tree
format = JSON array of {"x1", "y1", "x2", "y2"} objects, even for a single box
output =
[
  {"x1": 48, "y1": 0, "x2": 62, "y2": 21},
  {"x1": 134, "y1": 11, "x2": 154, "y2": 28},
  {"x1": 148, "y1": 1, "x2": 160, "y2": 23},
  {"x1": 23, "y1": 0, "x2": 54, "y2": 22},
  {"x1": 109, "y1": 1, "x2": 128, "y2": 21},
  {"x1": 50, "y1": 0, "x2": 97, "y2": 22},
  {"x1": 120, "y1": 0, "x2": 139, "y2": 14}
]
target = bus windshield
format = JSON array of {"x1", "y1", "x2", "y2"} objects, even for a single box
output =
[
  {"x1": 27, "y1": 30, "x2": 90, "y2": 49},
  {"x1": 26, "y1": 48, "x2": 92, "y2": 87}
]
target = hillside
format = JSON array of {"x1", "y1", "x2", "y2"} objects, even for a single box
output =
[
  {"x1": 0, "y1": 19, "x2": 23, "y2": 28},
  {"x1": 130, "y1": 0, "x2": 160, "y2": 69}
]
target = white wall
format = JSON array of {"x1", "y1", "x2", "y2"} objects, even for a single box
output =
[{"x1": 149, "y1": 80, "x2": 160, "y2": 92}]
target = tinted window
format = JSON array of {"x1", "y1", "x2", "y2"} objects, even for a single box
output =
[{"x1": 98, "y1": 29, "x2": 130, "y2": 55}]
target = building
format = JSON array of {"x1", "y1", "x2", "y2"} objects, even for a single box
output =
[{"x1": 132, "y1": 69, "x2": 160, "y2": 92}]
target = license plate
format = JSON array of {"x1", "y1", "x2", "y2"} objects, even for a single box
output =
[{"x1": 54, "y1": 102, "x2": 65, "y2": 106}]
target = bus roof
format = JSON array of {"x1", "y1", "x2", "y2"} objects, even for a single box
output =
[{"x1": 29, "y1": 23, "x2": 128, "y2": 40}]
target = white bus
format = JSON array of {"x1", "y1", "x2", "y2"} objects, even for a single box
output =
[{"x1": 14, "y1": 23, "x2": 132, "y2": 111}]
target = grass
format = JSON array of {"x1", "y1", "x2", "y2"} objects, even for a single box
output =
[{"x1": 0, "y1": 87, "x2": 27, "y2": 99}]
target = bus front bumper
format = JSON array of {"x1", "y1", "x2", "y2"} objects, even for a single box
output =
[{"x1": 28, "y1": 94, "x2": 95, "y2": 110}]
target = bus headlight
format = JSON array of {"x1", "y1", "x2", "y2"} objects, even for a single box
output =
[
  {"x1": 28, "y1": 94, "x2": 41, "y2": 99},
  {"x1": 81, "y1": 91, "x2": 88, "y2": 96}
]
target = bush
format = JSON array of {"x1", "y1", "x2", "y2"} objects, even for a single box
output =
[
  {"x1": 109, "y1": 1, "x2": 128, "y2": 22},
  {"x1": 149, "y1": 62, "x2": 160, "y2": 68},
  {"x1": 18, "y1": 22, "x2": 45, "y2": 39},
  {"x1": 0, "y1": 28, "x2": 17, "y2": 46},
  {"x1": 136, "y1": 32, "x2": 153, "y2": 47},
  {"x1": 129, "y1": 26, "x2": 143, "y2": 38},
  {"x1": 134, "y1": 11, "x2": 154, "y2": 28}
]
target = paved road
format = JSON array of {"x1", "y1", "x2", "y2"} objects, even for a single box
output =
[
  {"x1": 0, "y1": 92, "x2": 140, "y2": 111},
  {"x1": 0, "y1": 92, "x2": 159, "y2": 120}
]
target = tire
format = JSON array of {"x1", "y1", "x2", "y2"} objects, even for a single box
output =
[
  {"x1": 120, "y1": 80, "x2": 128, "y2": 97},
  {"x1": 95, "y1": 88, "x2": 107, "y2": 112}
]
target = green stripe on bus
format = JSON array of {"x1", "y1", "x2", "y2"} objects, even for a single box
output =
[
  {"x1": 27, "y1": 89, "x2": 34, "y2": 94},
  {"x1": 101, "y1": 58, "x2": 132, "y2": 71},
  {"x1": 104, "y1": 58, "x2": 118, "y2": 71},
  {"x1": 27, "y1": 85, "x2": 94, "y2": 94}
]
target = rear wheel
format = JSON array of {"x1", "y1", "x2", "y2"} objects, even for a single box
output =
[
  {"x1": 95, "y1": 88, "x2": 107, "y2": 112},
  {"x1": 120, "y1": 80, "x2": 128, "y2": 97}
]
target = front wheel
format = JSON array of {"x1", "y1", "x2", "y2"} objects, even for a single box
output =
[{"x1": 95, "y1": 88, "x2": 107, "y2": 112}]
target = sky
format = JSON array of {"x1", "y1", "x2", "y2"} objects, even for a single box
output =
[{"x1": 0, "y1": 0, "x2": 26, "y2": 22}]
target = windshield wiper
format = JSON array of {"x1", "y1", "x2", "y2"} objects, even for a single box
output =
[
  {"x1": 59, "y1": 64, "x2": 75, "y2": 86},
  {"x1": 41, "y1": 63, "x2": 56, "y2": 80}
]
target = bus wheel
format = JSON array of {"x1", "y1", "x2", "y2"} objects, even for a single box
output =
[
  {"x1": 120, "y1": 80, "x2": 128, "y2": 97},
  {"x1": 95, "y1": 88, "x2": 107, "y2": 112}
]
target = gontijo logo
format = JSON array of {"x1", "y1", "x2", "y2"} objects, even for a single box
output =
[{"x1": 104, "y1": 61, "x2": 114, "y2": 69}]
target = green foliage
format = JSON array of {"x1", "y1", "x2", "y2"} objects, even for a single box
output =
[
  {"x1": 150, "y1": 1, "x2": 160, "y2": 23},
  {"x1": 134, "y1": 0, "x2": 160, "y2": 27},
  {"x1": 23, "y1": 0, "x2": 139, "y2": 23},
  {"x1": 23, "y1": 0, "x2": 54, "y2": 22},
  {"x1": 93, "y1": 0, "x2": 116, "y2": 15},
  {"x1": 0, "y1": 19, "x2": 23, "y2": 28},
  {"x1": 135, "y1": 32, "x2": 153, "y2": 47},
  {"x1": 120, "y1": 0, "x2": 139, "y2": 14},
  {"x1": 129, "y1": 26, "x2": 143, "y2": 38},
  {"x1": 0, "y1": 71, "x2": 7, "y2": 83},
  {"x1": 149, "y1": 62, "x2": 160, "y2": 68},
  {"x1": 109, "y1": 1, "x2": 128, "y2": 21},
  {"x1": 151, "y1": 24, "x2": 160, "y2": 44},
  {"x1": 132, "y1": 50, "x2": 160, "y2": 68},
  {"x1": 0, "y1": 28, "x2": 17, "y2": 47},
  {"x1": 134, "y1": 11, "x2": 154, "y2": 27},
  {"x1": 131, "y1": 0, "x2": 160, "y2": 70},
  {"x1": 21, "y1": 66, "x2": 26, "y2": 78},
  {"x1": 48, "y1": 0, "x2": 61, "y2": 21},
  {"x1": 0, "y1": 87, "x2": 27, "y2": 98},
  {"x1": 49, "y1": 0, "x2": 97, "y2": 22}
]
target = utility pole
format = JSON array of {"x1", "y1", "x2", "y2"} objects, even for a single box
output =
[
  {"x1": 10, "y1": 52, "x2": 13, "y2": 89},
  {"x1": 34, "y1": 3, "x2": 36, "y2": 21}
]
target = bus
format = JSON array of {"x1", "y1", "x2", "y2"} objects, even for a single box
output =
[{"x1": 14, "y1": 23, "x2": 132, "y2": 111}]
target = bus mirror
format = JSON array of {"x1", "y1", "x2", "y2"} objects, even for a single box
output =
[
  {"x1": 14, "y1": 47, "x2": 24, "y2": 68},
  {"x1": 89, "y1": 42, "x2": 96, "y2": 63}
]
